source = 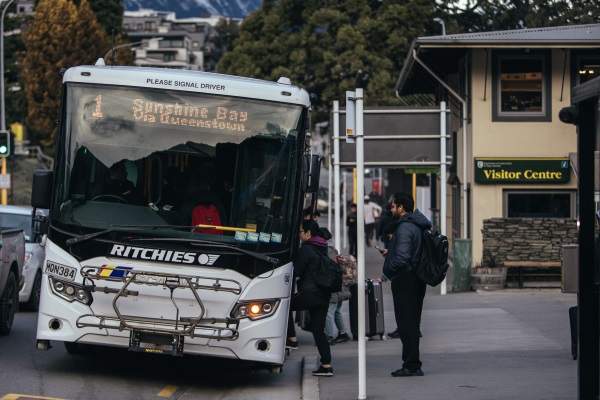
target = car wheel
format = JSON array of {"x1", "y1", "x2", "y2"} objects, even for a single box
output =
[
  {"x1": 0, "y1": 271, "x2": 18, "y2": 335},
  {"x1": 23, "y1": 271, "x2": 42, "y2": 312}
]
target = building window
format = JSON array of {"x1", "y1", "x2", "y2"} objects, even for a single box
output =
[
  {"x1": 164, "y1": 53, "x2": 176, "y2": 62},
  {"x1": 492, "y1": 52, "x2": 551, "y2": 122},
  {"x1": 503, "y1": 190, "x2": 575, "y2": 218},
  {"x1": 145, "y1": 21, "x2": 157, "y2": 31},
  {"x1": 159, "y1": 39, "x2": 184, "y2": 48},
  {"x1": 576, "y1": 55, "x2": 600, "y2": 86}
]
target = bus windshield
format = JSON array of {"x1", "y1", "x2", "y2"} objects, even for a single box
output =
[{"x1": 52, "y1": 83, "x2": 306, "y2": 250}]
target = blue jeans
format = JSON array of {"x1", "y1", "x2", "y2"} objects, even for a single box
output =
[{"x1": 325, "y1": 301, "x2": 347, "y2": 338}]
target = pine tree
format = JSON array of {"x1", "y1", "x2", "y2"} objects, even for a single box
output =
[
  {"x1": 72, "y1": 0, "x2": 134, "y2": 66},
  {"x1": 73, "y1": 0, "x2": 124, "y2": 35},
  {"x1": 4, "y1": 3, "x2": 28, "y2": 129},
  {"x1": 21, "y1": 0, "x2": 130, "y2": 148},
  {"x1": 213, "y1": 17, "x2": 241, "y2": 64},
  {"x1": 73, "y1": 0, "x2": 111, "y2": 65},
  {"x1": 21, "y1": 0, "x2": 79, "y2": 147}
]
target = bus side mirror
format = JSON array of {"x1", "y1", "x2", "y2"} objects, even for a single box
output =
[
  {"x1": 302, "y1": 154, "x2": 321, "y2": 194},
  {"x1": 31, "y1": 169, "x2": 54, "y2": 210},
  {"x1": 31, "y1": 212, "x2": 49, "y2": 239}
]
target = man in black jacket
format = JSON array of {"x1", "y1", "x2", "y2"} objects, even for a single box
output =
[
  {"x1": 377, "y1": 192, "x2": 431, "y2": 377},
  {"x1": 346, "y1": 203, "x2": 358, "y2": 257}
]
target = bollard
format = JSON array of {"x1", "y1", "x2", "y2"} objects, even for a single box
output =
[{"x1": 452, "y1": 239, "x2": 472, "y2": 292}]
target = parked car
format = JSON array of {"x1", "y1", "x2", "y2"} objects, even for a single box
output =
[
  {"x1": 0, "y1": 205, "x2": 47, "y2": 311},
  {"x1": 317, "y1": 186, "x2": 330, "y2": 213},
  {"x1": 0, "y1": 220, "x2": 26, "y2": 335}
]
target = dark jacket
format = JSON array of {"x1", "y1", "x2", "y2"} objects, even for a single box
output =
[
  {"x1": 346, "y1": 211, "x2": 358, "y2": 238},
  {"x1": 382, "y1": 209, "x2": 431, "y2": 281},
  {"x1": 295, "y1": 236, "x2": 329, "y2": 293}
]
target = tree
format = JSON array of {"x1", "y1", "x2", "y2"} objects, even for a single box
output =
[
  {"x1": 21, "y1": 0, "x2": 117, "y2": 148},
  {"x1": 218, "y1": 0, "x2": 437, "y2": 124},
  {"x1": 439, "y1": 0, "x2": 600, "y2": 33},
  {"x1": 4, "y1": 3, "x2": 28, "y2": 129},
  {"x1": 21, "y1": 0, "x2": 78, "y2": 147},
  {"x1": 73, "y1": 0, "x2": 134, "y2": 66},
  {"x1": 213, "y1": 17, "x2": 241, "y2": 58},
  {"x1": 73, "y1": 0, "x2": 124, "y2": 35},
  {"x1": 73, "y1": 0, "x2": 111, "y2": 65}
]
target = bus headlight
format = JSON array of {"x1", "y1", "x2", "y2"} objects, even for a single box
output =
[
  {"x1": 232, "y1": 299, "x2": 280, "y2": 321},
  {"x1": 49, "y1": 276, "x2": 93, "y2": 306}
]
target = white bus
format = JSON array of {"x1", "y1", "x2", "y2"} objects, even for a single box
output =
[{"x1": 31, "y1": 60, "x2": 317, "y2": 373}]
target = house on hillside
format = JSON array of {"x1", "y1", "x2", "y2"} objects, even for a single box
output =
[
  {"x1": 123, "y1": 10, "x2": 221, "y2": 71},
  {"x1": 395, "y1": 24, "x2": 600, "y2": 265}
]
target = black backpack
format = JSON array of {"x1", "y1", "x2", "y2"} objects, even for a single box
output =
[
  {"x1": 415, "y1": 229, "x2": 449, "y2": 287},
  {"x1": 311, "y1": 253, "x2": 343, "y2": 294}
]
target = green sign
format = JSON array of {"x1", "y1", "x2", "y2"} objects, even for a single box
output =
[
  {"x1": 474, "y1": 158, "x2": 570, "y2": 184},
  {"x1": 405, "y1": 168, "x2": 439, "y2": 174}
]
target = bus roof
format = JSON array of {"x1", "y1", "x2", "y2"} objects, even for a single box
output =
[{"x1": 62, "y1": 62, "x2": 311, "y2": 106}]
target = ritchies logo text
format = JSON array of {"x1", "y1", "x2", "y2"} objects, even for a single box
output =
[{"x1": 110, "y1": 245, "x2": 219, "y2": 266}]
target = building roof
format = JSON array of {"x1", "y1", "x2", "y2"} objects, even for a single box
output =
[
  {"x1": 417, "y1": 23, "x2": 600, "y2": 46},
  {"x1": 396, "y1": 23, "x2": 600, "y2": 98}
]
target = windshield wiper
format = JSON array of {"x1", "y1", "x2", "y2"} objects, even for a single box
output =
[
  {"x1": 128, "y1": 237, "x2": 279, "y2": 266},
  {"x1": 65, "y1": 225, "x2": 191, "y2": 246}
]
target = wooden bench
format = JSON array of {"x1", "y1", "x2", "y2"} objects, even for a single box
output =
[{"x1": 503, "y1": 261, "x2": 562, "y2": 289}]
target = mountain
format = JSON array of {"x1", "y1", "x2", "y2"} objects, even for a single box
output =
[{"x1": 124, "y1": 0, "x2": 262, "y2": 19}]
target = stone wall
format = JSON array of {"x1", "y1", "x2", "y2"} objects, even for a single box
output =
[{"x1": 480, "y1": 218, "x2": 578, "y2": 267}]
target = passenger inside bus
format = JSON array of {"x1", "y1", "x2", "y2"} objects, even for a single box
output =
[
  {"x1": 92, "y1": 160, "x2": 143, "y2": 205},
  {"x1": 161, "y1": 166, "x2": 186, "y2": 210},
  {"x1": 179, "y1": 169, "x2": 227, "y2": 233}
]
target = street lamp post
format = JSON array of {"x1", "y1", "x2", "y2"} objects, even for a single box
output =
[
  {"x1": 103, "y1": 37, "x2": 163, "y2": 63},
  {"x1": 0, "y1": 0, "x2": 15, "y2": 205},
  {"x1": 433, "y1": 17, "x2": 446, "y2": 36}
]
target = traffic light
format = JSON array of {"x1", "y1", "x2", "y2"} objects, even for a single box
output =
[{"x1": 0, "y1": 130, "x2": 9, "y2": 157}]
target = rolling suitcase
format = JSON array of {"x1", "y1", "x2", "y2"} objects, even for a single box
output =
[
  {"x1": 569, "y1": 306, "x2": 577, "y2": 360},
  {"x1": 295, "y1": 310, "x2": 312, "y2": 332},
  {"x1": 349, "y1": 279, "x2": 385, "y2": 340}
]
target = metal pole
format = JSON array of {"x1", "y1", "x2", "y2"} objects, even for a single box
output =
[
  {"x1": 1, "y1": 0, "x2": 16, "y2": 206},
  {"x1": 343, "y1": 171, "x2": 347, "y2": 249},
  {"x1": 355, "y1": 88, "x2": 366, "y2": 400},
  {"x1": 434, "y1": 18, "x2": 446, "y2": 36},
  {"x1": 327, "y1": 138, "x2": 332, "y2": 231},
  {"x1": 440, "y1": 101, "x2": 447, "y2": 295},
  {"x1": 378, "y1": 168, "x2": 383, "y2": 197},
  {"x1": 104, "y1": 37, "x2": 163, "y2": 61},
  {"x1": 104, "y1": 41, "x2": 142, "y2": 60},
  {"x1": 333, "y1": 101, "x2": 341, "y2": 252}
]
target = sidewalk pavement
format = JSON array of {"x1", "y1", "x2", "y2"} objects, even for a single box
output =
[{"x1": 293, "y1": 243, "x2": 577, "y2": 400}]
